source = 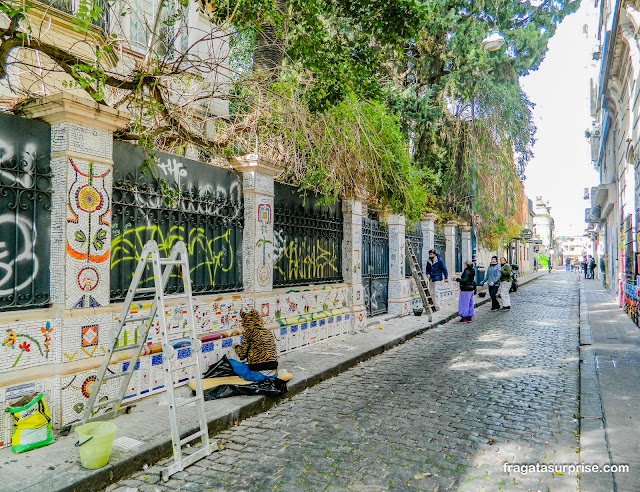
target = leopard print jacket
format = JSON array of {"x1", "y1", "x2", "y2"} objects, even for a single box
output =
[{"x1": 235, "y1": 309, "x2": 278, "y2": 371}]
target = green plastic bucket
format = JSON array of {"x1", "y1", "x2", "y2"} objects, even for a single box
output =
[{"x1": 75, "y1": 422, "x2": 117, "y2": 469}]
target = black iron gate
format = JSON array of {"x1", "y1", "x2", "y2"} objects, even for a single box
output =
[
  {"x1": 362, "y1": 217, "x2": 389, "y2": 316},
  {"x1": 455, "y1": 227, "x2": 462, "y2": 272},
  {"x1": 405, "y1": 227, "x2": 423, "y2": 277},
  {"x1": 434, "y1": 225, "x2": 445, "y2": 259}
]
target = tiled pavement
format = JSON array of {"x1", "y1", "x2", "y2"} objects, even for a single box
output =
[
  {"x1": 111, "y1": 272, "x2": 581, "y2": 491},
  {"x1": 580, "y1": 278, "x2": 640, "y2": 492}
]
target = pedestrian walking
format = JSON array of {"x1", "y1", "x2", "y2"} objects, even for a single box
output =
[
  {"x1": 425, "y1": 249, "x2": 448, "y2": 309},
  {"x1": 565, "y1": 258, "x2": 570, "y2": 271},
  {"x1": 498, "y1": 257, "x2": 512, "y2": 311},
  {"x1": 581, "y1": 256, "x2": 588, "y2": 279},
  {"x1": 481, "y1": 255, "x2": 501, "y2": 311},
  {"x1": 454, "y1": 261, "x2": 476, "y2": 322},
  {"x1": 548, "y1": 256, "x2": 552, "y2": 272}
]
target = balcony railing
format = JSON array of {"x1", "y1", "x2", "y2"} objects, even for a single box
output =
[{"x1": 38, "y1": 0, "x2": 110, "y2": 33}]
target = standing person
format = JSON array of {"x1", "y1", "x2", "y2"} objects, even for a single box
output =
[
  {"x1": 548, "y1": 257, "x2": 552, "y2": 272},
  {"x1": 425, "y1": 249, "x2": 448, "y2": 310},
  {"x1": 565, "y1": 258, "x2": 570, "y2": 271},
  {"x1": 482, "y1": 256, "x2": 501, "y2": 311},
  {"x1": 581, "y1": 256, "x2": 588, "y2": 279},
  {"x1": 588, "y1": 255, "x2": 596, "y2": 279},
  {"x1": 454, "y1": 261, "x2": 476, "y2": 322},
  {"x1": 498, "y1": 257, "x2": 512, "y2": 311}
]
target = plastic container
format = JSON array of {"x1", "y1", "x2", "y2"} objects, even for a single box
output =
[{"x1": 75, "y1": 422, "x2": 117, "y2": 469}]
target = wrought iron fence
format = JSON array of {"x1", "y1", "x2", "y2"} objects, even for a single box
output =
[
  {"x1": 273, "y1": 183, "x2": 343, "y2": 287},
  {"x1": 0, "y1": 113, "x2": 52, "y2": 311},
  {"x1": 405, "y1": 227, "x2": 423, "y2": 277},
  {"x1": 433, "y1": 224, "x2": 445, "y2": 258},
  {"x1": 455, "y1": 227, "x2": 462, "y2": 272},
  {"x1": 110, "y1": 143, "x2": 243, "y2": 300}
]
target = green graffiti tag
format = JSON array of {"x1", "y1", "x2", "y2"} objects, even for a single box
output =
[
  {"x1": 111, "y1": 225, "x2": 236, "y2": 287},
  {"x1": 274, "y1": 240, "x2": 339, "y2": 283}
]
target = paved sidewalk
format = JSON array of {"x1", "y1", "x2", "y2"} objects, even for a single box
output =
[
  {"x1": 580, "y1": 277, "x2": 640, "y2": 492},
  {"x1": 0, "y1": 272, "x2": 546, "y2": 492}
]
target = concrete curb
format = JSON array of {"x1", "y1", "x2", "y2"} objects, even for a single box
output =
[
  {"x1": 56, "y1": 272, "x2": 545, "y2": 492},
  {"x1": 578, "y1": 277, "x2": 615, "y2": 492}
]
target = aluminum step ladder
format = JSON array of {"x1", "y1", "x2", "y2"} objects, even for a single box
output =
[
  {"x1": 80, "y1": 240, "x2": 210, "y2": 480},
  {"x1": 406, "y1": 241, "x2": 438, "y2": 321}
]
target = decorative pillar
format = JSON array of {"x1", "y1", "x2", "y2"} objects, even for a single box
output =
[
  {"x1": 342, "y1": 199, "x2": 366, "y2": 332},
  {"x1": 420, "y1": 213, "x2": 438, "y2": 273},
  {"x1": 18, "y1": 92, "x2": 130, "y2": 310},
  {"x1": 387, "y1": 213, "x2": 412, "y2": 316},
  {"x1": 460, "y1": 223, "x2": 472, "y2": 264},
  {"x1": 444, "y1": 220, "x2": 458, "y2": 275},
  {"x1": 229, "y1": 154, "x2": 281, "y2": 293}
]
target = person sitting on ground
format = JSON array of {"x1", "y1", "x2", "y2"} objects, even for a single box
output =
[
  {"x1": 230, "y1": 309, "x2": 278, "y2": 382},
  {"x1": 454, "y1": 261, "x2": 476, "y2": 323}
]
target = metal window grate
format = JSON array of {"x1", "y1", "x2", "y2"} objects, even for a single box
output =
[
  {"x1": 405, "y1": 227, "x2": 423, "y2": 278},
  {"x1": 110, "y1": 143, "x2": 243, "y2": 301},
  {"x1": 0, "y1": 113, "x2": 52, "y2": 311},
  {"x1": 273, "y1": 183, "x2": 343, "y2": 287}
]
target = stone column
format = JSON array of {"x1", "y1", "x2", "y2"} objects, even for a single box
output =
[
  {"x1": 387, "y1": 213, "x2": 412, "y2": 316},
  {"x1": 18, "y1": 93, "x2": 130, "y2": 310},
  {"x1": 229, "y1": 154, "x2": 281, "y2": 293},
  {"x1": 444, "y1": 220, "x2": 458, "y2": 275},
  {"x1": 420, "y1": 213, "x2": 438, "y2": 272},
  {"x1": 460, "y1": 223, "x2": 472, "y2": 264},
  {"x1": 342, "y1": 199, "x2": 366, "y2": 332}
]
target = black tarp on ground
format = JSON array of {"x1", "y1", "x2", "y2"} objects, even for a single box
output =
[{"x1": 198, "y1": 356, "x2": 288, "y2": 400}]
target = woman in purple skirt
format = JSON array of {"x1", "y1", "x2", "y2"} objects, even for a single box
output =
[{"x1": 455, "y1": 261, "x2": 476, "y2": 322}]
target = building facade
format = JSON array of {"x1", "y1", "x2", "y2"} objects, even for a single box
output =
[{"x1": 588, "y1": 0, "x2": 640, "y2": 318}]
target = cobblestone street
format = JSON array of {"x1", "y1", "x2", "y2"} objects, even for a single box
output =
[{"x1": 116, "y1": 273, "x2": 580, "y2": 492}]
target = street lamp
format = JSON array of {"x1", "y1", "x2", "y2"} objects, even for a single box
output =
[
  {"x1": 482, "y1": 30, "x2": 505, "y2": 52},
  {"x1": 472, "y1": 28, "x2": 506, "y2": 282}
]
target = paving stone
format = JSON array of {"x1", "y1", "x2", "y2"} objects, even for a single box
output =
[{"x1": 110, "y1": 274, "x2": 579, "y2": 491}]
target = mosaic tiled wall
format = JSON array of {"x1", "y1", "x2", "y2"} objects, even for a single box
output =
[{"x1": 65, "y1": 158, "x2": 112, "y2": 309}]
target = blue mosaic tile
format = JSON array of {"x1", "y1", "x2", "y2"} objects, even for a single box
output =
[
  {"x1": 301, "y1": 323, "x2": 308, "y2": 330},
  {"x1": 291, "y1": 325, "x2": 298, "y2": 333},
  {"x1": 177, "y1": 348, "x2": 191, "y2": 359},
  {"x1": 122, "y1": 360, "x2": 140, "y2": 372},
  {"x1": 222, "y1": 338, "x2": 233, "y2": 348},
  {"x1": 152, "y1": 354, "x2": 163, "y2": 366},
  {"x1": 280, "y1": 327, "x2": 288, "y2": 335},
  {"x1": 202, "y1": 342, "x2": 214, "y2": 353}
]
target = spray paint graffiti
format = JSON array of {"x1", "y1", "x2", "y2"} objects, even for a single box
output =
[
  {"x1": 0, "y1": 215, "x2": 38, "y2": 296},
  {"x1": 274, "y1": 240, "x2": 340, "y2": 284},
  {"x1": 111, "y1": 224, "x2": 239, "y2": 295},
  {"x1": 0, "y1": 114, "x2": 52, "y2": 310}
]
